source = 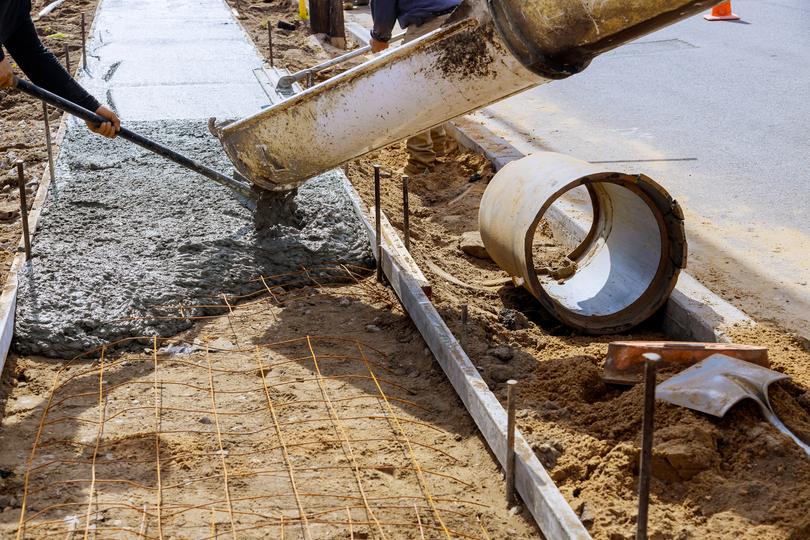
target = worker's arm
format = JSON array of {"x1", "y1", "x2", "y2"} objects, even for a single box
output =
[
  {"x1": 370, "y1": 0, "x2": 397, "y2": 52},
  {"x1": 1, "y1": 16, "x2": 120, "y2": 138}
]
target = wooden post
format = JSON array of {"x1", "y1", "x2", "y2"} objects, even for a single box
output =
[
  {"x1": 329, "y1": 0, "x2": 346, "y2": 49},
  {"x1": 309, "y1": 0, "x2": 330, "y2": 34}
]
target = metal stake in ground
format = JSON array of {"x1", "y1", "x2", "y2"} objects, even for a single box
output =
[
  {"x1": 402, "y1": 175, "x2": 410, "y2": 251},
  {"x1": 42, "y1": 102, "x2": 55, "y2": 183},
  {"x1": 16, "y1": 161, "x2": 32, "y2": 261},
  {"x1": 636, "y1": 352, "x2": 661, "y2": 540},
  {"x1": 63, "y1": 44, "x2": 71, "y2": 73},
  {"x1": 267, "y1": 23, "x2": 274, "y2": 68},
  {"x1": 460, "y1": 304, "x2": 468, "y2": 350},
  {"x1": 81, "y1": 13, "x2": 87, "y2": 70},
  {"x1": 506, "y1": 379, "x2": 518, "y2": 505},
  {"x1": 374, "y1": 164, "x2": 383, "y2": 282}
]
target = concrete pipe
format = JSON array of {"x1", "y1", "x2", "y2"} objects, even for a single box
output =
[{"x1": 478, "y1": 152, "x2": 687, "y2": 334}]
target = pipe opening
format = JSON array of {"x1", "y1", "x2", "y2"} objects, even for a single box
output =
[
  {"x1": 479, "y1": 152, "x2": 686, "y2": 334},
  {"x1": 531, "y1": 180, "x2": 663, "y2": 318}
]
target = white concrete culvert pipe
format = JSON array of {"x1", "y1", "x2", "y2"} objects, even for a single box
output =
[{"x1": 478, "y1": 153, "x2": 687, "y2": 333}]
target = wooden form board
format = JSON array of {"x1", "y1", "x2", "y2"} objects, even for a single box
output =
[{"x1": 340, "y1": 175, "x2": 591, "y2": 539}]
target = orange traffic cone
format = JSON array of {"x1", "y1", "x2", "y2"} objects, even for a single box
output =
[{"x1": 704, "y1": 1, "x2": 740, "y2": 21}]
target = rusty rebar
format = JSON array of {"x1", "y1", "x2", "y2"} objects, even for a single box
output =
[
  {"x1": 12, "y1": 273, "x2": 495, "y2": 539},
  {"x1": 373, "y1": 164, "x2": 382, "y2": 283},
  {"x1": 64, "y1": 44, "x2": 71, "y2": 73},
  {"x1": 81, "y1": 13, "x2": 87, "y2": 70},
  {"x1": 402, "y1": 175, "x2": 410, "y2": 251},
  {"x1": 506, "y1": 379, "x2": 517, "y2": 505},
  {"x1": 16, "y1": 161, "x2": 31, "y2": 261},
  {"x1": 42, "y1": 102, "x2": 55, "y2": 183},
  {"x1": 636, "y1": 352, "x2": 661, "y2": 540},
  {"x1": 268, "y1": 23, "x2": 274, "y2": 68},
  {"x1": 460, "y1": 304, "x2": 468, "y2": 351}
]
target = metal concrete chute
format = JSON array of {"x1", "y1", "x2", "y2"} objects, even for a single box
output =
[
  {"x1": 489, "y1": 0, "x2": 717, "y2": 77},
  {"x1": 478, "y1": 152, "x2": 687, "y2": 333},
  {"x1": 216, "y1": 0, "x2": 716, "y2": 191},
  {"x1": 217, "y1": 10, "x2": 538, "y2": 191}
]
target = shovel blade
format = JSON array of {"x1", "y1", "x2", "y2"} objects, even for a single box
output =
[{"x1": 656, "y1": 354, "x2": 789, "y2": 417}]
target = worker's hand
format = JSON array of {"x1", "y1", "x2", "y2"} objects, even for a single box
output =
[
  {"x1": 87, "y1": 106, "x2": 121, "y2": 139},
  {"x1": 369, "y1": 37, "x2": 389, "y2": 53},
  {"x1": 0, "y1": 57, "x2": 14, "y2": 88}
]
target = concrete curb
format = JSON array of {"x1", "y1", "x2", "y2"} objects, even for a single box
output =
[{"x1": 445, "y1": 118, "x2": 755, "y2": 342}]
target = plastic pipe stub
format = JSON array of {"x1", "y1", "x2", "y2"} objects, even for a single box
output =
[{"x1": 478, "y1": 152, "x2": 687, "y2": 334}]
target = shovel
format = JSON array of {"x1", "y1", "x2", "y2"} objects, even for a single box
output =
[
  {"x1": 11, "y1": 77, "x2": 258, "y2": 211},
  {"x1": 657, "y1": 354, "x2": 810, "y2": 457}
]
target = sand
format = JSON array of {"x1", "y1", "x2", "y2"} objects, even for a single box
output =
[
  {"x1": 0, "y1": 272, "x2": 541, "y2": 539},
  {"x1": 345, "y1": 142, "x2": 810, "y2": 539}
]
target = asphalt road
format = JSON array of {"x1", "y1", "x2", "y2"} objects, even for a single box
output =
[{"x1": 475, "y1": 0, "x2": 810, "y2": 338}]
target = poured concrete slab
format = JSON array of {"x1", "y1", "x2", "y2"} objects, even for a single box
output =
[
  {"x1": 82, "y1": 0, "x2": 270, "y2": 120},
  {"x1": 15, "y1": 120, "x2": 371, "y2": 357},
  {"x1": 11, "y1": 0, "x2": 374, "y2": 357}
]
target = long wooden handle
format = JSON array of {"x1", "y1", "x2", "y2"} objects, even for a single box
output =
[{"x1": 13, "y1": 76, "x2": 258, "y2": 203}]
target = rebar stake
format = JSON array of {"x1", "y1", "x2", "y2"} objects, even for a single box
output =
[
  {"x1": 268, "y1": 23, "x2": 274, "y2": 68},
  {"x1": 460, "y1": 304, "x2": 468, "y2": 350},
  {"x1": 42, "y1": 102, "x2": 55, "y2": 183},
  {"x1": 64, "y1": 44, "x2": 71, "y2": 74},
  {"x1": 402, "y1": 175, "x2": 410, "y2": 251},
  {"x1": 636, "y1": 352, "x2": 661, "y2": 540},
  {"x1": 506, "y1": 379, "x2": 518, "y2": 505},
  {"x1": 81, "y1": 13, "x2": 87, "y2": 70},
  {"x1": 16, "y1": 161, "x2": 31, "y2": 261},
  {"x1": 373, "y1": 164, "x2": 382, "y2": 283}
]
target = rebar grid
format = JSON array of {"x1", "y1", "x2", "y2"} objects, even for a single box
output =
[{"x1": 12, "y1": 268, "x2": 494, "y2": 539}]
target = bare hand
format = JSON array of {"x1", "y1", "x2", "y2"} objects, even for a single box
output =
[
  {"x1": 0, "y1": 57, "x2": 14, "y2": 88},
  {"x1": 369, "y1": 37, "x2": 389, "y2": 53},
  {"x1": 87, "y1": 106, "x2": 121, "y2": 139}
]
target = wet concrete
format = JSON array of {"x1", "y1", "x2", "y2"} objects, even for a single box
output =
[
  {"x1": 14, "y1": 120, "x2": 372, "y2": 357},
  {"x1": 82, "y1": 0, "x2": 269, "y2": 121}
]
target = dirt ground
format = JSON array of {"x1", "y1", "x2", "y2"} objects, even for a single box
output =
[
  {"x1": 344, "y1": 142, "x2": 810, "y2": 540},
  {"x1": 0, "y1": 269, "x2": 540, "y2": 538},
  {"x1": 0, "y1": 0, "x2": 99, "y2": 283},
  {"x1": 1, "y1": 1, "x2": 809, "y2": 539}
]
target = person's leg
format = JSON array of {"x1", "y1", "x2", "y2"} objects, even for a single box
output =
[
  {"x1": 431, "y1": 124, "x2": 447, "y2": 157},
  {"x1": 404, "y1": 13, "x2": 453, "y2": 173},
  {"x1": 405, "y1": 131, "x2": 435, "y2": 175}
]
